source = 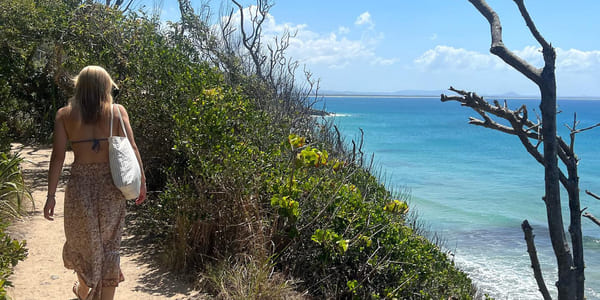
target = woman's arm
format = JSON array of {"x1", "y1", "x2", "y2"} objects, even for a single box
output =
[
  {"x1": 44, "y1": 108, "x2": 68, "y2": 220},
  {"x1": 118, "y1": 104, "x2": 147, "y2": 205}
]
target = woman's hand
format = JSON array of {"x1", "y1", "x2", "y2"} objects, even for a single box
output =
[
  {"x1": 135, "y1": 184, "x2": 147, "y2": 205},
  {"x1": 44, "y1": 196, "x2": 56, "y2": 221}
]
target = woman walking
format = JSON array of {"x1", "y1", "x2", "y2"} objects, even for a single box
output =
[{"x1": 43, "y1": 65, "x2": 146, "y2": 300}]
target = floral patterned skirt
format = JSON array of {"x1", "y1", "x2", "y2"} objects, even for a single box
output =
[{"x1": 63, "y1": 162, "x2": 126, "y2": 299}]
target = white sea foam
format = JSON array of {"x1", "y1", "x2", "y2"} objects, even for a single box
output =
[
  {"x1": 454, "y1": 253, "x2": 557, "y2": 299},
  {"x1": 327, "y1": 113, "x2": 351, "y2": 117}
]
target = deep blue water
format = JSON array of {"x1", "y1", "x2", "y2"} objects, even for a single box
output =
[{"x1": 318, "y1": 96, "x2": 600, "y2": 299}]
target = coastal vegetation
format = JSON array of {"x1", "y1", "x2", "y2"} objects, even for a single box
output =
[
  {"x1": 0, "y1": 153, "x2": 29, "y2": 300},
  {"x1": 1, "y1": 0, "x2": 475, "y2": 298}
]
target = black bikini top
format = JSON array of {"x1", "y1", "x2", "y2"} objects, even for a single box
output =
[{"x1": 70, "y1": 137, "x2": 108, "y2": 152}]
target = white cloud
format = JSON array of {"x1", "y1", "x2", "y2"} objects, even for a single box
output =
[
  {"x1": 413, "y1": 45, "x2": 600, "y2": 96},
  {"x1": 513, "y1": 46, "x2": 543, "y2": 67},
  {"x1": 338, "y1": 26, "x2": 350, "y2": 35},
  {"x1": 355, "y1": 11, "x2": 375, "y2": 30},
  {"x1": 556, "y1": 48, "x2": 600, "y2": 72},
  {"x1": 220, "y1": 5, "x2": 396, "y2": 69},
  {"x1": 218, "y1": 5, "x2": 309, "y2": 40},
  {"x1": 371, "y1": 57, "x2": 398, "y2": 66},
  {"x1": 429, "y1": 33, "x2": 438, "y2": 41},
  {"x1": 415, "y1": 45, "x2": 600, "y2": 74},
  {"x1": 413, "y1": 45, "x2": 504, "y2": 71}
]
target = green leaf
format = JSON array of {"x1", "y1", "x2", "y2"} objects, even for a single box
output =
[{"x1": 336, "y1": 239, "x2": 349, "y2": 253}]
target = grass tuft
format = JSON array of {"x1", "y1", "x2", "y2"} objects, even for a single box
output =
[{"x1": 201, "y1": 254, "x2": 306, "y2": 300}]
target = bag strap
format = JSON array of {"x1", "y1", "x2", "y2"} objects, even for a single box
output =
[
  {"x1": 109, "y1": 104, "x2": 113, "y2": 137},
  {"x1": 109, "y1": 104, "x2": 128, "y2": 138}
]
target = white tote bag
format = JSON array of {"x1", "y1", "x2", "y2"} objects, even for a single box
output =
[{"x1": 108, "y1": 104, "x2": 142, "y2": 200}]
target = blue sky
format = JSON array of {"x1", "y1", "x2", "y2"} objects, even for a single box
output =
[{"x1": 135, "y1": 0, "x2": 600, "y2": 97}]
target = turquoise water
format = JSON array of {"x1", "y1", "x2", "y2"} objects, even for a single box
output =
[{"x1": 319, "y1": 96, "x2": 600, "y2": 299}]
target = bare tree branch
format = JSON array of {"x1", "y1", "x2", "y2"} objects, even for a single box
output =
[
  {"x1": 522, "y1": 220, "x2": 552, "y2": 300},
  {"x1": 467, "y1": 0, "x2": 542, "y2": 85},
  {"x1": 513, "y1": 0, "x2": 551, "y2": 49},
  {"x1": 573, "y1": 123, "x2": 600, "y2": 135},
  {"x1": 231, "y1": 0, "x2": 272, "y2": 80},
  {"x1": 441, "y1": 88, "x2": 545, "y2": 164},
  {"x1": 583, "y1": 212, "x2": 600, "y2": 227},
  {"x1": 586, "y1": 190, "x2": 600, "y2": 201}
]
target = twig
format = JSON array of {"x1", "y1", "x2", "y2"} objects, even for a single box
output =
[
  {"x1": 573, "y1": 122, "x2": 600, "y2": 134},
  {"x1": 583, "y1": 212, "x2": 600, "y2": 227},
  {"x1": 586, "y1": 190, "x2": 600, "y2": 201},
  {"x1": 513, "y1": 0, "x2": 551, "y2": 49}
]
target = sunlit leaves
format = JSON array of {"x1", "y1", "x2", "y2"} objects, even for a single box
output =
[
  {"x1": 287, "y1": 133, "x2": 305, "y2": 150},
  {"x1": 311, "y1": 228, "x2": 349, "y2": 254},
  {"x1": 297, "y1": 147, "x2": 328, "y2": 168},
  {"x1": 270, "y1": 195, "x2": 299, "y2": 219},
  {"x1": 384, "y1": 199, "x2": 409, "y2": 214},
  {"x1": 0, "y1": 222, "x2": 27, "y2": 296}
]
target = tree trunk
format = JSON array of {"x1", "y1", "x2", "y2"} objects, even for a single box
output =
[
  {"x1": 566, "y1": 149, "x2": 585, "y2": 298},
  {"x1": 452, "y1": 1, "x2": 586, "y2": 298},
  {"x1": 539, "y1": 84, "x2": 576, "y2": 299}
]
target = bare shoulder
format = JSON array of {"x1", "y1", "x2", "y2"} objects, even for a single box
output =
[
  {"x1": 115, "y1": 103, "x2": 128, "y2": 114},
  {"x1": 56, "y1": 106, "x2": 71, "y2": 119},
  {"x1": 115, "y1": 104, "x2": 131, "y2": 119}
]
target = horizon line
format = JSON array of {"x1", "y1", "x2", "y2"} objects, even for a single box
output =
[{"x1": 319, "y1": 93, "x2": 600, "y2": 100}]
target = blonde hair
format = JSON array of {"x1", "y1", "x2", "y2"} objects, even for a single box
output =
[{"x1": 70, "y1": 66, "x2": 118, "y2": 124}]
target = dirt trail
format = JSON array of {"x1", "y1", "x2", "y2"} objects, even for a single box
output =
[{"x1": 6, "y1": 144, "x2": 203, "y2": 300}]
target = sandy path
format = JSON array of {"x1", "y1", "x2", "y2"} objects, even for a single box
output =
[{"x1": 6, "y1": 145, "x2": 204, "y2": 300}]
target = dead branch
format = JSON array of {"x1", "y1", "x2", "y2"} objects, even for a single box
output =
[
  {"x1": 467, "y1": 0, "x2": 542, "y2": 84},
  {"x1": 441, "y1": 88, "x2": 545, "y2": 165},
  {"x1": 522, "y1": 220, "x2": 552, "y2": 300},
  {"x1": 358, "y1": 128, "x2": 365, "y2": 165},
  {"x1": 442, "y1": 87, "x2": 574, "y2": 218},
  {"x1": 231, "y1": 0, "x2": 271, "y2": 79},
  {"x1": 586, "y1": 190, "x2": 600, "y2": 201},
  {"x1": 573, "y1": 122, "x2": 600, "y2": 134},
  {"x1": 583, "y1": 212, "x2": 600, "y2": 227},
  {"x1": 513, "y1": 0, "x2": 551, "y2": 49},
  {"x1": 566, "y1": 112, "x2": 600, "y2": 153}
]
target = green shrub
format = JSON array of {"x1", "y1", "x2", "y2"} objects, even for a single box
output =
[
  {"x1": 0, "y1": 223, "x2": 27, "y2": 300},
  {"x1": 0, "y1": 153, "x2": 32, "y2": 219},
  {"x1": 0, "y1": 152, "x2": 29, "y2": 300},
  {"x1": 270, "y1": 134, "x2": 473, "y2": 299},
  {"x1": 154, "y1": 86, "x2": 282, "y2": 272}
]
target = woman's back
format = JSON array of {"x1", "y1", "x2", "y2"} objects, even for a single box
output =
[
  {"x1": 61, "y1": 105, "x2": 122, "y2": 164},
  {"x1": 45, "y1": 65, "x2": 146, "y2": 300}
]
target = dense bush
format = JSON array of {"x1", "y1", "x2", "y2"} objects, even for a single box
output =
[
  {"x1": 0, "y1": 153, "x2": 31, "y2": 219},
  {"x1": 265, "y1": 134, "x2": 473, "y2": 298},
  {"x1": 0, "y1": 153, "x2": 30, "y2": 299},
  {"x1": 0, "y1": 223, "x2": 27, "y2": 300},
  {"x1": 1, "y1": 0, "x2": 474, "y2": 298},
  {"x1": 0, "y1": 0, "x2": 79, "y2": 143}
]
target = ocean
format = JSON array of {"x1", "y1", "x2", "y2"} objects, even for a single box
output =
[{"x1": 317, "y1": 96, "x2": 600, "y2": 299}]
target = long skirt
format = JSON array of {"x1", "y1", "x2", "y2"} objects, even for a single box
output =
[{"x1": 63, "y1": 162, "x2": 126, "y2": 300}]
